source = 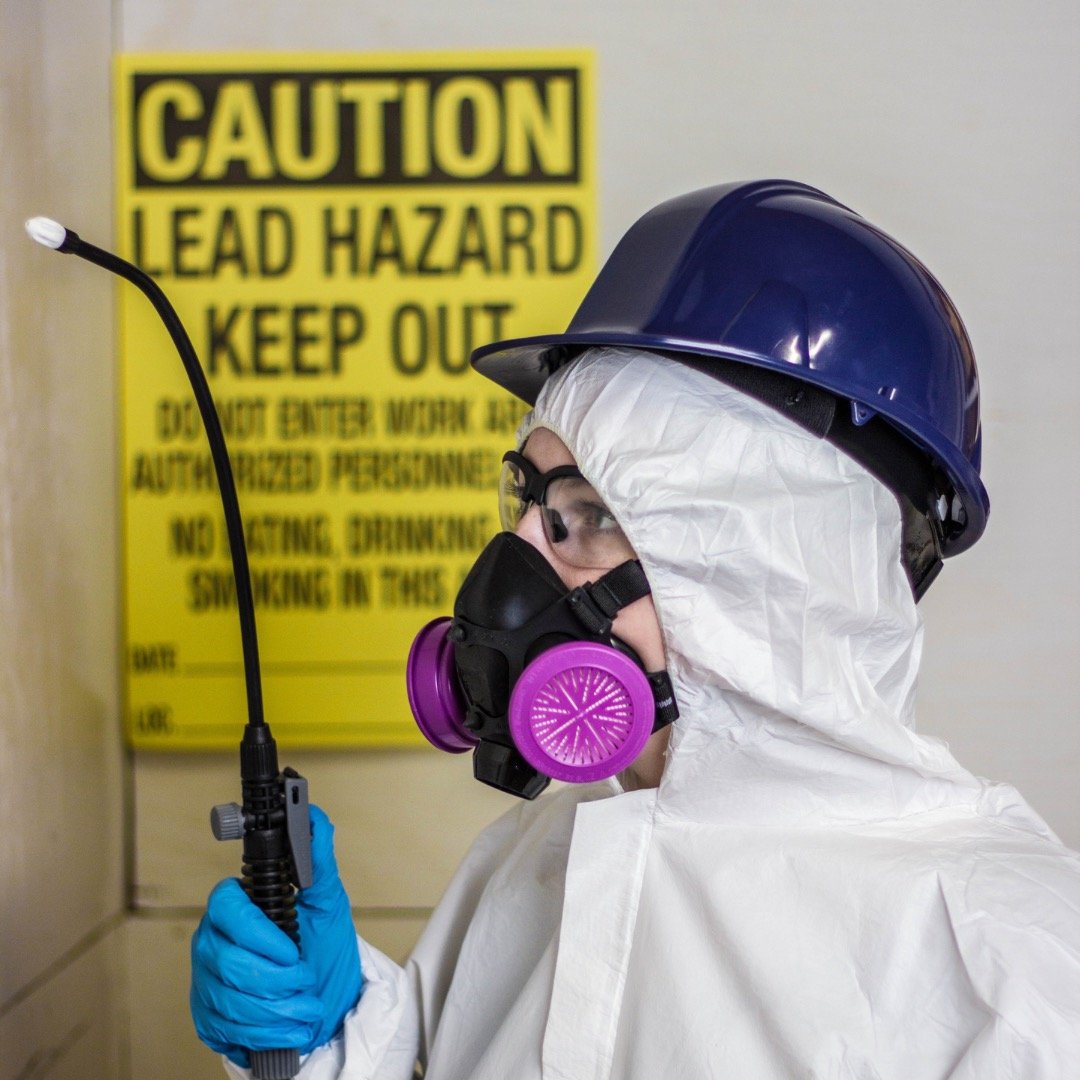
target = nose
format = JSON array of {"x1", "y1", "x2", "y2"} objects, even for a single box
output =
[
  {"x1": 513, "y1": 501, "x2": 548, "y2": 549},
  {"x1": 512, "y1": 502, "x2": 590, "y2": 592}
]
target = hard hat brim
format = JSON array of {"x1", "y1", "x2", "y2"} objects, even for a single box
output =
[{"x1": 471, "y1": 333, "x2": 989, "y2": 556}]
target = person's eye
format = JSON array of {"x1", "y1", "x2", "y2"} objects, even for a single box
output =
[{"x1": 577, "y1": 501, "x2": 620, "y2": 531}]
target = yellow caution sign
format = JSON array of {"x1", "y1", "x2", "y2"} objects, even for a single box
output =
[{"x1": 116, "y1": 52, "x2": 596, "y2": 749}]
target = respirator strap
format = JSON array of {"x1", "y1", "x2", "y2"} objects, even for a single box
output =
[
  {"x1": 567, "y1": 560, "x2": 652, "y2": 635},
  {"x1": 565, "y1": 560, "x2": 680, "y2": 731}
]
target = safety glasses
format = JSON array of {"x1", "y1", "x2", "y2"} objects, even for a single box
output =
[{"x1": 499, "y1": 451, "x2": 635, "y2": 569}]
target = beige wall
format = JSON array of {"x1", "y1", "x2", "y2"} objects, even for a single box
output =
[
  {"x1": 0, "y1": 1, "x2": 126, "y2": 1076},
  {"x1": 3, "y1": 2, "x2": 1078, "y2": 1078}
]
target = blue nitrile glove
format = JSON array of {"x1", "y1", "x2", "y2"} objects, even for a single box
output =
[{"x1": 190, "y1": 805, "x2": 364, "y2": 1068}]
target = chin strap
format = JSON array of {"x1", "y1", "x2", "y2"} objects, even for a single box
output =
[{"x1": 567, "y1": 560, "x2": 680, "y2": 732}]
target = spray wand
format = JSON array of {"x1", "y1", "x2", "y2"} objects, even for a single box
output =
[{"x1": 27, "y1": 217, "x2": 311, "y2": 1080}]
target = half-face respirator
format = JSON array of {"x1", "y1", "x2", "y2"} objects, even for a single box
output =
[{"x1": 406, "y1": 451, "x2": 678, "y2": 799}]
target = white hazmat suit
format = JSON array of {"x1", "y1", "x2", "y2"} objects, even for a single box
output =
[{"x1": 227, "y1": 347, "x2": 1080, "y2": 1079}]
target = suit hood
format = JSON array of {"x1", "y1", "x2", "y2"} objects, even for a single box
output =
[{"x1": 522, "y1": 347, "x2": 1039, "y2": 830}]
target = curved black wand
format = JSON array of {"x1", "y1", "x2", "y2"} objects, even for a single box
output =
[{"x1": 27, "y1": 217, "x2": 312, "y2": 1080}]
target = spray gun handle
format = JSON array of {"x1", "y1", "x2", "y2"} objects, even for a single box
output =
[
  {"x1": 282, "y1": 771, "x2": 313, "y2": 889},
  {"x1": 210, "y1": 776, "x2": 312, "y2": 884},
  {"x1": 212, "y1": 775, "x2": 313, "y2": 883},
  {"x1": 211, "y1": 767, "x2": 312, "y2": 1079}
]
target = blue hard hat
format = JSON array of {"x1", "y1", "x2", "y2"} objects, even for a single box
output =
[{"x1": 472, "y1": 180, "x2": 988, "y2": 556}]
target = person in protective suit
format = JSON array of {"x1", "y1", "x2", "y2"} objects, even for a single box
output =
[{"x1": 191, "y1": 181, "x2": 1080, "y2": 1079}]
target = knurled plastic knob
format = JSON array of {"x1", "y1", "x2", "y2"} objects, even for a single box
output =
[
  {"x1": 250, "y1": 1047, "x2": 301, "y2": 1079},
  {"x1": 210, "y1": 802, "x2": 245, "y2": 841}
]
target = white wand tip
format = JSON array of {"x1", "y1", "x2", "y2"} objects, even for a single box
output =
[{"x1": 25, "y1": 216, "x2": 68, "y2": 249}]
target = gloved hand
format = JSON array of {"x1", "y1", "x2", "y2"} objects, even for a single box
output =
[{"x1": 190, "y1": 804, "x2": 364, "y2": 1068}]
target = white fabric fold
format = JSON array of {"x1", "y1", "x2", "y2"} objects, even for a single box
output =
[{"x1": 230, "y1": 346, "x2": 1080, "y2": 1079}]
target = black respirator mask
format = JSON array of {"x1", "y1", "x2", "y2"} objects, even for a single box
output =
[{"x1": 405, "y1": 451, "x2": 678, "y2": 799}]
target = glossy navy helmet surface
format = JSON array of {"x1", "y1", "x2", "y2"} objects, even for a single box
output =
[{"x1": 472, "y1": 180, "x2": 987, "y2": 555}]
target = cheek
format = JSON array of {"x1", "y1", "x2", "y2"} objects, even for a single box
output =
[
  {"x1": 514, "y1": 509, "x2": 666, "y2": 668},
  {"x1": 613, "y1": 595, "x2": 666, "y2": 671}
]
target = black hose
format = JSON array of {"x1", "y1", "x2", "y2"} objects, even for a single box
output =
[
  {"x1": 56, "y1": 228, "x2": 265, "y2": 728},
  {"x1": 43, "y1": 221, "x2": 303, "y2": 1079}
]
